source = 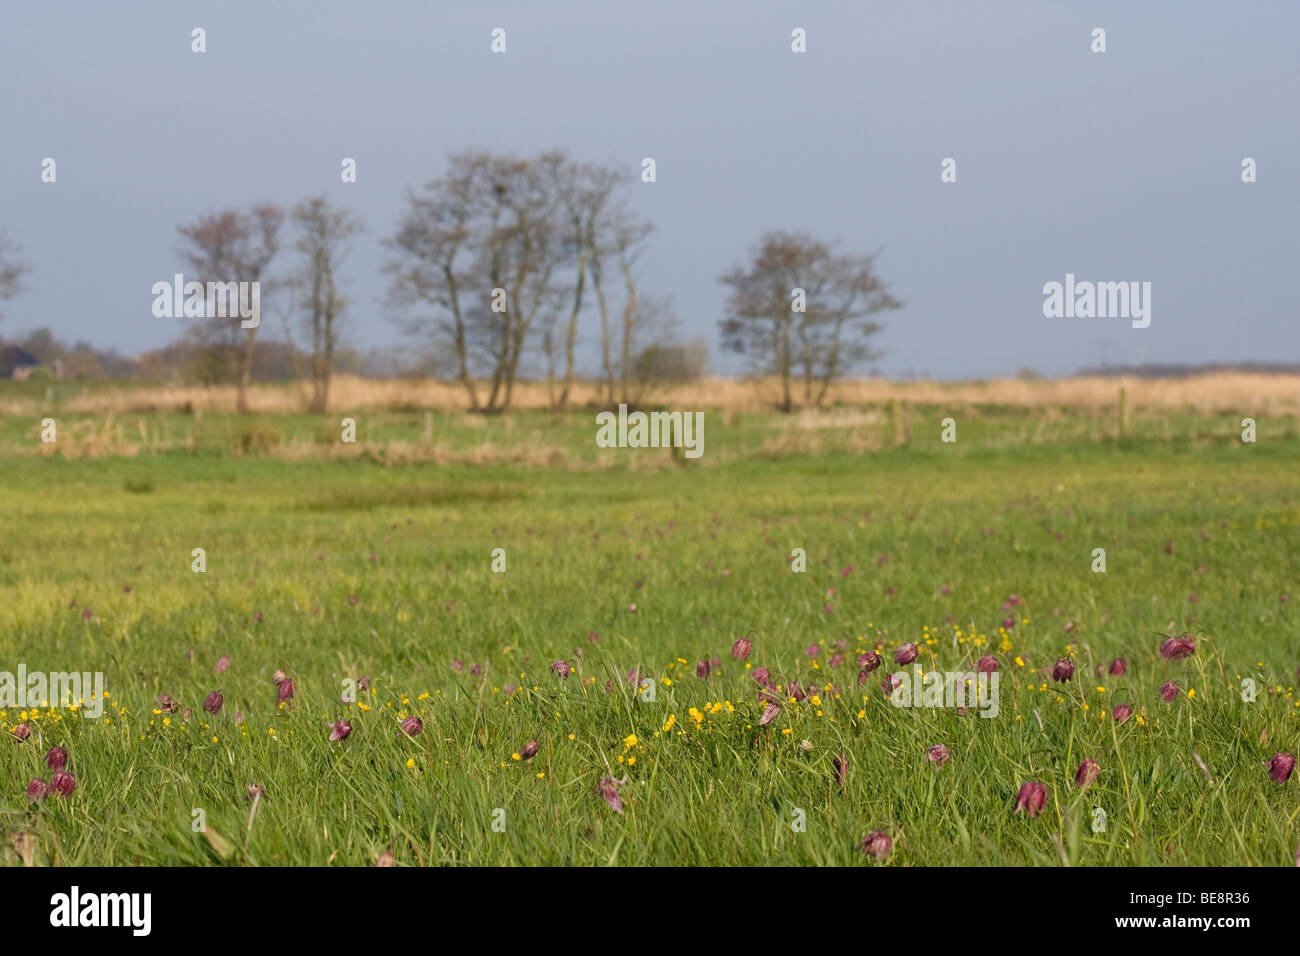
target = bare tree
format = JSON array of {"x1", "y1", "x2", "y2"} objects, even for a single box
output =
[
  {"x1": 0, "y1": 230, "x2": 27, "y2": 323},
  {"x1": 588, "y1": 208, "x2": 652, "y2": 406},
  {"x1": 177, "y1": 205, "x2": 283, "y2": 412},
  {"x1": 290, "y1": 195, "x2": 362, "y2": 413},
  {"x1": 385, "y1": 152, "x2": 489, "y2": 410},
  {"x1": 720, "y1": 231, "x2": 900, "y2": 411}
]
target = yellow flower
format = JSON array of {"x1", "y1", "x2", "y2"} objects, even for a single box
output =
[
  {"x1": 663, "y1": 714, "x2": 676, "y2": 732},
  {"x1": 406, "y1": 758, "x2": 415, "y2": 769},
  {"x1": 623, "y1": 733, "x2": 638, "y2": 747}
]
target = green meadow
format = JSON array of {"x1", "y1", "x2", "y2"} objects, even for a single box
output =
[{"x1": 1, "y1": 404, "x2": 1297, "y2": 865}]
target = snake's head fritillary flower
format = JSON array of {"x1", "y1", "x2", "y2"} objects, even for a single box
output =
[
  {"x1": 805, "y1": 644, "x2": 820, "y2": 658},
  {"x1": 1075, "y1": 759, "x2": 1101, "y2": 789},
  {"x1": 376, "y1": 851, "x2": 395, "y2": 867},
  {"x1": 203, "y1": 690, "x2": 223, "y2": 715},
  {"x1": 1014, "y1": 781, "x2": 1047, "y2": 817},
  {"x1": 329, "y1": 720, "x2": 352, "y2": 742},
  {"x1": 732, "y1": 636, "x2": 752, "y2": 660},
  {"x1": 1051, "y1": 658, "x2": 1074, "y2": 682},
  {"x1": 859, "y1": 830, "x2": 891, "y2": 861},
  {"x1": 156, "y1": 693, "x2": 178, "y2": 714},
  {"x1": 882, "y1": 674, "x2": 903, "y2": 697},
  {"x1": 1159, "y1": 635, "x2": 1196, "y2": 661},
  {"x1": 976, "y1": 655, "x2": 998, "y2": 674},
  {"x1": 450, "y1": 660, "x2": 464, "y2": 672},
  {"x1": 751, "y1": 667, "x2": 772, "y2": 687},
  {"x1": 1109, "y1": 658, "x2": 1127, "y2": 676},
  {"x1": 759, "y1": 702, "x2": 781, "y2": 726},
  {"x1": 276, "y1": 677, "x2": 295, "y2": 705},
  {"x1": 550, "y1": 660, "x2": 571, "y2": 679},
  {"x1": 1159, "y1": 680, "x2": 1180, "y2": 703},
  {"x1": 45, "y1": 747, "x2": 68, "y2": 770},
  {"x1": 595, "y1": 775, "x2": 623, "y2": 813},
  {"x1": 894, "y1": 643, "x2": 919, "y2": 665},
  {"x1": 695, "y1": 660, "x2": 711, "y2": 680},
  {"x1": 400, "y1": 716, "x2": 423, "y2": 738},
  {"x1": 1002, "y1": 617, "x2": 1016, "y2": 631},
  {"x1": 833, "y1": 751, "x2": 848, "y2": 787},
  {"x1": 10, "y1": 723, "x2": 31, "y2": 741},
  {"x1": 1267, "y1": 752, "x2": 1295, "y2": 784},
  {"x1": 216, "y1": 655, "x2": 231, "y2": 674},
  {"x1": 518, "y1": 740, "x2": 540, "y2": 760},
  {"x1": 26, "y1": 779, "x2": 47, "y2": 802},
  {"x1": 858, "y1": 652, "x2": 882, "y2": 672},
  {"x1": 1113, "y1": 704, "x2": 1133, "y2": 723},
  {"x1": 927, "y1": 744, "x2": 951, "y2": 768},
  {"x1": 49, "y1": 770, "x2": 75, "y2": 797}
]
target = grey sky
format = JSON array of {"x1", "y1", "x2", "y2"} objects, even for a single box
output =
[{"x1": 3, "y1": 0, "x2": 1297, "y2": 378}]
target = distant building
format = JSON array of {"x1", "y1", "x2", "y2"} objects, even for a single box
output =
[{"x1": 0, "y1": 344, "x2": 40, "y2": 379}]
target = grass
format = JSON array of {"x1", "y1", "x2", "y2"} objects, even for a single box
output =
[{"x1": 0, "y1": 404, "x2": 1297, "y2": 865}]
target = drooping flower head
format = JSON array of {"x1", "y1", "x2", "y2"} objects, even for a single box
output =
[
  {"x1": 1159, "y1": 635, "x2": 1196, "y2": 661},
  {"x1": 1014, "y1": 781, "x2": 1047, "y2": 817},
  {"x1": 859, "y1": 830, "x2": 892, "y2": 861},
  {"x1": 1075, "y1": 759, "x2": 1101, "y2": 789}
]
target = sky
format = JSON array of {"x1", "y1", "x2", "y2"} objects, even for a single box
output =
[{"x1": 2, "y1": 0, "x2": 1297, "y2": 379}]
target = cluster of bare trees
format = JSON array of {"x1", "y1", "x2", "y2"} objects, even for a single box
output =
[
  {"x1": 384, "y1": 149, "x2": 672, "y2": 413},
  {"x1": 177, "y1": 197, "x2": 361, "y2": 413},
  {"x1": 720, "y1": 231, "x2": 901, "y2": 412},
  {"x1": 3, "y1": 152, "x2": 902, "y2": 413}
]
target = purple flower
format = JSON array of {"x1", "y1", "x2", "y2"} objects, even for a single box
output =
[
  {"x1": 25, "y1": 779, "x2": 48, "y2": 802},
  {"x1": 1051, "y1": 658, "x2": 1074, "y2": 683},
  {"x1": 202, "y1": 690, "x2": 223, "y2": 715},
  {"x1": 859, "y1": 830, "x2": 892, "y2": 861},
  {"x1": 1075, "y1": 759, "x2": 1101, "y2": 789},
  {"x1": 894, "y1": 643, "x2": 918, "y2": 665},
  {"x1": 1109, "y1": 658, "x2": 1127, "y2": 677},
  {"x1": 732, "y1": 636, "x2": 752, "y2": 661},
  {"x1": 1159, "y1": 635, "x2": 1196, "y2": 661},
  {"x1": 400, "y1": 716, "x2": 423, "y2": 738},
  {"x1": 695, "y1": 660, "x2": 711, "y2": 680},
  {"x1": 976, "y1": 655, "x2": 998, "y2": 674},
  {"x1": 216, "y1": 655, "x2": 231, "y2": 674},
  {"x1": 758, "y1": 702, "x2": 781, "y2": 726},
  {"x1": 329, "y1": 720, "x2": 352, "y2": 742},
  {"x1": 518, "y1": 740, "x2": 540, "y2": 761},
  {"x1": 595, "y1": 775, "x2": 623, "y2": 813},
  {"x1": 1014, "y1": 781, "x2": 1047, "y2": 817},
  {"x1": 1267, "y1": 752, "x2": 1295, "y2": 784},
  {"x1": 1159, "y1": 680, "x2": 1180, "y2": 703},
  {"x1": 1002, "y1": 616, "x2": 1016, "y2": 631},
  {"x1": 927, "y1": 744, "x2": 951, "y2": 767},
  {"x1": 829, "y1": 653, "x2": 844, "y2": 669},
  {"x1": 49, "y1": 770, "x2": 75, "y2": 797},
  {"x1": 45, "y1": 747, "x2": 68, "y2": 770},
  {"x1": 550, "y1": 660, "x2": 571, "y2": 679},
  {"x1": 10, "y1": 723, "x2": 31, "y2": 741},
  {"x1": 752, "y1": 667, "x2": 772, "y2": 688},
  {"x1": 858, "y1": 652, "x2": 882, "y2": 672},
  {"x1": 805, "y1": 644, "x2": 820, "y2": 658},
  {"x1": 832, "y1": 751, "x2": 848, "y2": 787},
  {"x1": 1113, "y1": 704, "x2": 1133, "y2": 723}
]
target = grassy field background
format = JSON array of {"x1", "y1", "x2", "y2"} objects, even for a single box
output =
[{"x1": 1, "y1": 376, "x2": 1297, "y2": 865}]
